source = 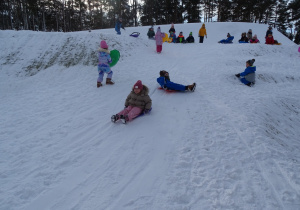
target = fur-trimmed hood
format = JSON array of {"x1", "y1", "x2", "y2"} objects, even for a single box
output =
[
  {"x1": 131, "y1": 85, "x2": 149, "y2": 96},
  {"x1": 98, "y1": 48, "x2": 110, "y2": 54}
]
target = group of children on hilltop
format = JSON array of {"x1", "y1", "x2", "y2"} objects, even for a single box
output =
[
  {"x1": 217, "y1": 26, "x2": 279, "y2": 45},
  {"x1": 237, "y1": 26, "x2": 279, "y2": 44},
  {"x1": 147, "y1": 23, "x2": 208, "y2": 53},
  {"x1": 147, "y1": 23, "x2": 207, "y2": 46}
]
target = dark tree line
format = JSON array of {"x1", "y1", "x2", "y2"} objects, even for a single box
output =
[
  {"x1": 1, "y1": 0, "x2": 299, "y2": 43},
  {"x1": 0, "y1": 0, "x2": 139, "y2": 32}
]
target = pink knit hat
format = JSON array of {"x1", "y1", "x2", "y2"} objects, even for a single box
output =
[
  {"x1": 134, "y1": 80, "x2": 143, "y2": 90},
  {"x1": 100, "y1": 40, "x2": 108, "y2": 49}
]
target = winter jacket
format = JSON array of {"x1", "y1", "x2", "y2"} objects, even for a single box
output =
[
  {"x1": 98, "y1": 48, "x2": 112, "y2": 73},
  {"x1": 147, "y1": 29, "x2": 155, "y2": 39},
  {"x1": 186, "y1": 35, "x2": 195, "y2": 43},
  {"x1": 169, "y1": 33, "x2": 177, "y2": 43},
  {"x1": 240, "y1": 66, "x2": 256, "y2": 83},
  {"x1": 265, "y1": 36, "x2": 275, "y2": 44},
  {"x1": 169, "y1": 27, "x2": 175, "y2": 35},
  {"x1": 239, "y1": 35, "x2": 249, "y2": 43},
  {"x1": 155, "y1": 28, "x2": 165, "y2": 45},
  {"x1": 115, "y1": 20, "x2": 124, "y2": 33},
  {"x1": 250, "y1": 38, "x2": 260, "y2": 43},
  {"x1": 176, "y1": 35, "x2": 185, "y2": 43},
  {"x1": 199, "y1": 26, "x2": 207, "y2": 37},
  {"x1": 247, "y1": 31, "x2": 252, "y2": 39},
  {"x1": 125, "y1": 85, "x2": 152, "y2": 110}
]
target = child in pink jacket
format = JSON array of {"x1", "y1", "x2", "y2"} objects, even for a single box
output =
[{"x1": 155, "y1": 27, "x2": 165, "y2": 53}]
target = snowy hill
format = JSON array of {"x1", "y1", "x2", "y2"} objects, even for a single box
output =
[{"x1": 1, "y1": 22, "x2": 300, "y2": 210}]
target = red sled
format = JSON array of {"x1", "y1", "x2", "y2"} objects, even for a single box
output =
[{"x1": 158, "y1": 87, "x2": 177, "y2": 93}]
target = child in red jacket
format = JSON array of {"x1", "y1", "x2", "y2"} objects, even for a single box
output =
[{"x1": 265, "y1": 33, "x2": 274, "y2": 45}]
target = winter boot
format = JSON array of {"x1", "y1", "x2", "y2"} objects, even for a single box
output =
[
  {"x1": 120, "y1": 115, "x2": 129, "y2": 124},
  {"x1": 188, "y1": 83, "x2": 196, "y2": 92},
  {"x1": 111, "y1": 114, "x2": 120, "y2": 123},
  {"x1": 106, "y1": 78, "x2": 114, "y2": 85},
  {"x1": 97, "y1": 82, "x2": 102, "y2": 88}
]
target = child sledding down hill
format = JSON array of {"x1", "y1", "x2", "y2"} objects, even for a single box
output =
[
  {"x1": 186, "y1": 32, "x2": 195, "y2": 43},
  {"x1": 218, "y1": 33, "x2": 234, "y2": 43},
  {"x1": 235, "y1": 59, "x2": 256, "y2": 87},
  {"x1": 239, "y1": 32, "x2": 249, "y2": 43},
  {"x1": 250, "y1": 34, "x2": 260, "y2": 43},
  {"x1": 157, "y1": 70, "x2": 196, "y2": 92},
  {"x1": 176, "y1": 32, "x2": 185, "y2": 43},
  {"x1": 111, "y1": 80, "x2": 152, "y2": 124},
  {"x1": 97, "y1": 40, "x2": 114, "y2": 87}
]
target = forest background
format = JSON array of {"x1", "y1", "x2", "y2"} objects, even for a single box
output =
[{"x1": 1, "y1": 0, "x2": 300, "y2": 44}]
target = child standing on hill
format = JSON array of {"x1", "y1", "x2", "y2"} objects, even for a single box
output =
[
  {"x1": 247, "y1": 29, "x2": 252, "y2": 40},
  {"x1": 111, "y1": 80, "x2": 152, "y2": 124},
  {"x1": 155, "y1": 27, "x2": 165, "y2": 53},
  {"x1": 235, "y1": 59, "x2": 256, "y2": 87},
  {"x1": 169, "y1": 23, "x2": 176, "y2": 36},
  {"x1": 198, "y1": 23, "x2": 207, "y2": 43},
  {"x1": 97, "y1": 40, "x2": 114, "y2": 87},
  {"x1": 115, "y1": 17, "x2": 125, "y2": 35}
]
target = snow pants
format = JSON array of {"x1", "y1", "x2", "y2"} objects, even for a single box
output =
[
  {"x1": 118, "y1": 106, "x2": 143, "y2": 121},
  {"x1": 165, "y1": 81, "x2": 186, "y2": 91},
  {"x1": 156, "y1": 45, "x2": 162, "y2": 53},
  {"x1": 199, "y1": 36, "x2": 204, "y2": 43},
  {"x1": 97, "y1": 69, "x2": 113, "y2": 83},
  {"x1": 240, "y1": 78, "x2": 250, "y2": 85}
]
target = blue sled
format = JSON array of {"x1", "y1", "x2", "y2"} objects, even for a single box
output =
[{"x1": 135, "y1": 107, "x2": 152, "y2": 118}]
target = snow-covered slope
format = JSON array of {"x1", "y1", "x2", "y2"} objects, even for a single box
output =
[{"x1": 1, "y1": 22, "x2": 300, "y2": 210}]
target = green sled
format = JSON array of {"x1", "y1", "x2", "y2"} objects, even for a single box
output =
[{"x1": 109, "y1": 50, "x2": 120, "y2": 67}]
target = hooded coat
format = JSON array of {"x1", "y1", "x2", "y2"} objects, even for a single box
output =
[
  {"x1": 265, "y1": 36, "x2": 275, "y2": 44},
  {"x1": 125, "y1": 85, "x2": 152, "y2": 110},
  {"x1": 98, "y1": 48, "x2": 111, "y2": 73},
  {"x1": 147, "y1": 28, "x2": 155, "y2": 39},
  {"x1": 155, "y1": 28, "x2": 165, "y2": 45},
  {"x1": 199, "y1": 24, "x2": 207, "y2": 37},
  {"x1": 240, "y1": 66, "x2": 256, "y2": 83}
]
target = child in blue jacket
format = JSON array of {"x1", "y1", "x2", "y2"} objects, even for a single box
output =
[
  {"x1": 115, "y1": 17, "x2": 125, "y2": 35},
  {"x1": 218, "y1": 33, "x2": 234, "y2": 44},
  {"x1": 157, "y1": 70, "x2": 196, "y2": 92},
  {"x1": 235, "y1": 59, "x2": 256, "y2": 86}
]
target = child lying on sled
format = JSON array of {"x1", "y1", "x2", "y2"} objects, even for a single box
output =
[{"x1": 157, "y1": 70, "x2": 196, "y2": 92}]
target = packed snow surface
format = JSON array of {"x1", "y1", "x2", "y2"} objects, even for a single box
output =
[{"x1": 1, "y1": 22, "x2": 300, "y2": 210}]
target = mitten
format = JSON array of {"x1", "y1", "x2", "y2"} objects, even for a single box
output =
[{"x1": 235, "y1": 74, "x2": 240, "y2": 78}]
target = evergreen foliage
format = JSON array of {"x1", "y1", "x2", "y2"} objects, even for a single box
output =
[{"x1": 0, "y1": 0, "x2": 299, "y2": 44}]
